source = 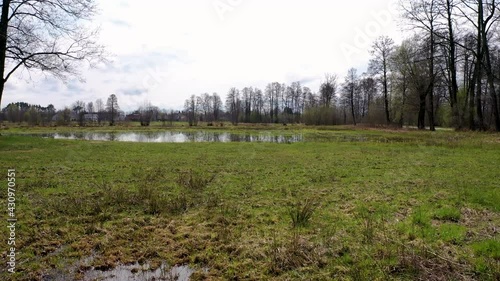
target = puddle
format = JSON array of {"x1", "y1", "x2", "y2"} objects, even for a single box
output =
[
  {"x1": 8, "y1": 131, "x2": 303, "y2": 143},
  {"x1": 84, "y1": 262, "x2": 195, "y2": 281},
  {"x1": 6, "y1": 131, "x2": 420, "y2": 144},
  {"x1": 41, "y1": 254, "x2": 201, "y2": 281}
]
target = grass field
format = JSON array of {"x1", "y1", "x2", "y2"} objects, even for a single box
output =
[{"x1": 0, "y1": 126, "x2": 499, "y2": 280}]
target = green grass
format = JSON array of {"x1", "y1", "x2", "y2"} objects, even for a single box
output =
[
  {"x1": 473, "y1": 239, "x2": 500, "y2": 259},
  {"x1": 0, "y1": 126, "x2": 499, "y2": 280},
  {"x1": 433, "y1": 206, "x2": 461, "y2": 222}
]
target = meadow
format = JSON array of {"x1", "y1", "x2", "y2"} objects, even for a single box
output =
[{"x1": 0, "y1": 124, "x2": 499, "y2": 280}]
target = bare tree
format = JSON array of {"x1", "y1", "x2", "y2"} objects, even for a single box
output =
[
  {"x1": 184, "y1": 95, "x2": 198, "y2": 126},
  {"x1": 95, "y1": 98, "x2": 104, "y2": 125},
  {"x1": 439, "y1": 0, "x2": 461, "y2": 127},
  {"x1": 369, "y1": 36, "x2": 395, "y2": 125},
  {"x1": 289, "y1": 81, "x2": 303, "y2": 122},
  {"x1": 226, "y1": 87, "x2": 240, "y2": 125},
  {"x1": 72, "y1": 100, "x2": 85, "y2": 113},
  {"x1": 56, "y1": 107, "x2": 71, "y2": 125},
  {"x1": 0, "y1": 0, "x2": 105, "y2": 105},
  {"x1": 441, "y1": 0, "x2": 500, "y2": 130},
  {"x1": 240, "y1": 87, "x2": 252, "y2": 123},
  {"x1": 474, "y1": 0, "x2": 500, "y2": 131},
  {"x1": 390, "y1": 42, "x2": 412, "y2": 127},
  {"x1": 86, "y1": 101, "x2": 94, "y2": 114},
  {"x1": 265, "y1": 82, "x2": 281, "y2": 123},
  {"x1": 343, "y1": 68, "x2": 359, "y2": 125},
  {"x1": 106, "y1": 94, "x2": 119, "y2": 126},
  {"x1": 401, "y1": 0, "x2": 439, "y2": 130},
  {"x1": 212, "y1": 93, "x2": 222, "y2": 122},
  {"x1": 72, "y1": 100, "x2": 85, "y2": 126},
  {"x1": 199, "y1": 93, "x2": 213, "y2": 122},
  {"x1": 359, "y1": 76, "x2": 377, "y2": 118},
  {"x1": 252, "y1": 89, "x2": 264, "y2": 122},
  {"x1": 303, "y1": 87, "x2": 315, "y2": 109},
  {"x1": 319, "y1": 74, "x2": 338, "y2": 107},
  {"x1": 138, "y1": 100, "x2": 154, "y2": 126},
  {"x1": 457, "y1": 1, "x2": 487, "y2": 130}
]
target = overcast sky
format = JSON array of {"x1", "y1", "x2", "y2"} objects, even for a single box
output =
[{"x1": 3, "y1": 0, "x2": 403, "y2": 112}]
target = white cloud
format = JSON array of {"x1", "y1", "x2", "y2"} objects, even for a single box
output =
[{"x1": 1, "y1": 0, "x2": 403, "y2": 112}]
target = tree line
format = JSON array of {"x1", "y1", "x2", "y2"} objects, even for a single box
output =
[
  {"x1": 1, "y1": 94, "x2": 185, "y2": 127},
  {"x1": 1, "y1": 94, "x2": 121, "y2": 126},
  {"x1": 182, "y1": 76, "x2": 380, "y2": 127},
  {"x1": 185, "y1": 0, "x2": 500, "y2": 131}
]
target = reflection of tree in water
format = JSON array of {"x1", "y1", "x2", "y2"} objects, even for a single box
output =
[
  {"x1": 229, "y1": 134, "x2": 241, "y2": 142},
  {"x1": 201, "y1": 132, "x2": 213, "y2": 142},
  {"x1": 148, "y1": 132, "x2": 161, "y2": 140},
  {"x1": 243, "y1": 134, "x2": 251, "y2": 142},
  {"x1": 59, "y1": 132, "x2": 72, "y2": 138},
  {"x1": 73, "y1": 132, "x2": 86, "y2": 140},
  {"x1": 106, "y1": 133, "x2": 117, "y2": 142},
  {"x1": 142, "y1": 132, "x2": 161, "y2": 142},
  {"x1": 39, "y1": 133, "x2": 55, "y2": 139},
  {"x1": 213, "y1": 133, "x2": 221, "y2": 142},
  {"x1": 18, "y1": 131, "x2": 304, "y2": 143},
  {"x1": 184, "y1": 132, "x2": 196, "y2": 142},
  {"x1": 135, "y1": 133, "x2": 147, "y2": 143}
]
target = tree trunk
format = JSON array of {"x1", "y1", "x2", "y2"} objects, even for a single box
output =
[
  {"x1": 428, "y1": 19, "x2": 436, "y2": 131},
  {"x1": 350, "y1": 88, "x2": 356, "y2": 126},
  {"x1": 484, "y1": 59, "x2": 500, "y2": 131},
  {"x1": 475, "y1": 2, "x2": 485, "y2": 131},
  {"x1": 481, "y1": 24, "x2": 500, "y2": 131},
  {"x1": 468, "y1": 63, "x2": 477, "y2": 130},
  {"x1": 383, "y1": 63, "x2": 390, "y2": 124},
  {"x1": 465, "y1": 2, "x2": 483, "y2": 131},
  {"x1": 418, "y1": 92, "x2": 426, "y2": 130},
  {"x1": 0, "y1": 0, "x2": 11, "y2": 106},
  {"x1": 399, "y1": 80, "x2": 406, "y2": 128},
  {"x1": 476, "y1": 73, "x2": 485, "y2": 130},
  {"x1": 464, "y1": 53, "x2": 473, "y2": 129},
  {"x1": 427, "y1": 86, "x2": 435, "y2": 131},
  {"x1": 446, "y1": 0, "x2": 459, "y2": 127}
]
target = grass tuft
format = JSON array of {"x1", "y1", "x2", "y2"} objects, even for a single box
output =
[
  {"x1": 269, "y1": 231, "x2": 325, "y2": 274},
  {"x1": 289, "y1": 198, "x2": 318, "y2": 228},
  {"x1": 177, "y1": 169, "x2": 216, "y2": 191},
  {"x1": 433, "y1": 207, "x2": 461, "y2": 222}
]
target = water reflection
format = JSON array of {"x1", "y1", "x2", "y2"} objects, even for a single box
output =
[
  {"x1": 84, "y1": 262, "x2": 195, "y2": 281},
  {"x1": 24, "y1": 131, "x2": 304, "y2": 143}
]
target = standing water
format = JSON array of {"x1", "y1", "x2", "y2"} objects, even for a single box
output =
[{"x1": 11, "y1": 131, "x2": 304, "y2": 143}]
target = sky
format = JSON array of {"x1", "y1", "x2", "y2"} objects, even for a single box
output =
[{"x1": 3, "y1": 0, "x2": 404, "y2": 112}]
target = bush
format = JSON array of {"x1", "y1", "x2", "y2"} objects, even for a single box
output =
[{"x1": 303, "y1": 106, "x2": 337, "y2": 126}]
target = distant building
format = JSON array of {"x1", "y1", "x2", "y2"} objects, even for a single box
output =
[
  {"x1": 50, "y1": 111, "x2": 76, "y2": 122},
  {"x1": 118, "y1": 111, "x2": 126, "y2": 121},
  {"x1": 126, "y1": 113, "x2": 141, "y2": 122},
  {"x1": 84, "y1": 113, "x2": 98, "y2": 122}
]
